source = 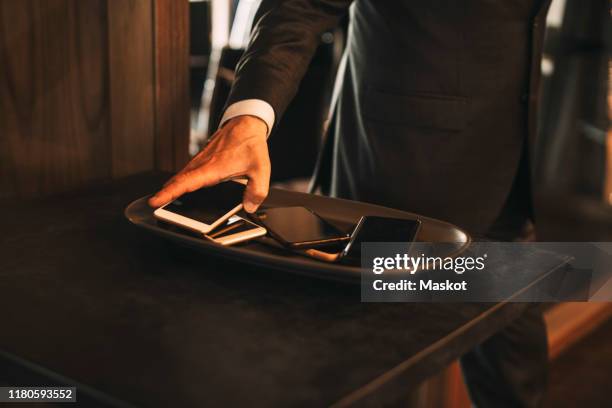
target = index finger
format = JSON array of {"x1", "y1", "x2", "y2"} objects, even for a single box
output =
[{"x1": 148, "y1": 168, "x2": 221, "y2": 207}]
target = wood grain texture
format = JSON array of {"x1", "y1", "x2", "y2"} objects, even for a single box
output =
[
  {"x1": 0, "y1": 0, "x2": 111, "y2": 197},
  {"x1": 107, "y1": 0, "x2": 155, "y2": 177},
  {"x1": 0, "y1": 0, "x2": 188, "y2": 197},
  {"x1": 545, "y1": 302, "x2": 612, "y2": 360},
  {"x1": 153, "y1": 0, "x2": 190, "y2": 172}
]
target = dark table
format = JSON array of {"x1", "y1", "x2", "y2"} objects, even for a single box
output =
[{"x1": 0, "y1": 173, "x2": 561, "y2": 407}]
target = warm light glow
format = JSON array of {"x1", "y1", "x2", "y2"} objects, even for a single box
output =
[
  {"x1": 541, "y1": 56, "x2": 555, "y2": 76},
  {"x1": 546, "y1": 0, "x2": 567, "y2": 28},
  {"x1": 211, "y1": 0, "x2": 230, "y2": 49},
  {"x1": 229, "y1": 0, "x2": 262, "y2": 49}
]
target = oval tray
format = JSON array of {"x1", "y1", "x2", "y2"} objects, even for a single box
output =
[{"x1": 125, "y1": 188, "x2": 470, "y2": 283}]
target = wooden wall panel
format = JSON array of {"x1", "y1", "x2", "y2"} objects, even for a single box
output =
[
  {"x1": 108, "y1": 0, "x2": 155, "y2": 178},
  {"x1": 0, "y1": 0, "x2": 111, "y2": 197},
  {"x1": 154, "y1": 0, "x2": 190, "y2": 172},
  {"x1": 0, "y1": 0, "x2": 190, "y2": 197}
]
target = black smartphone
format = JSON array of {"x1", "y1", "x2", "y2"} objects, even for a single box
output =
[
  {"x1": 249, "y1": 206, "x2": 350, "y2": 248},
  {"x1": 153, "y1": 181, "x2": 245, "y2": 235},
  {"x1": 303, "y1": 216, "x2": 421, "y2": 264},
  {"x1": 341, "y1": 216, "x2": 421, "y2": 262}
]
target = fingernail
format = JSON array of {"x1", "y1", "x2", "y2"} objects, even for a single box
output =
[{"x1": 244, "y1": 202, "x2": 257, "y2": 213}]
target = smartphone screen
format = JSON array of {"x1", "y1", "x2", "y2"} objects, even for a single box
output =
[
  {"x1": 162, "y1": 181, "x2": 245, "y2": 225},
  {"x1": 208, "y1": 216, "x2": 260, "y2": 239},
  {"x1": 253, "y1": 206, "x2": 348, "y2": 247},
  {"x1": 342, "y1": 216, "x2": 421, "y2": 260}
]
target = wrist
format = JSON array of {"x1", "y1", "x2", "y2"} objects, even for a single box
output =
[{"x1": 226, "y1": 115, "x2": 269, "y2": 138}]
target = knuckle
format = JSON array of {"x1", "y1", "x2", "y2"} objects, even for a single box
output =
[{"x1": 174, "y1": 173, "x2": 189, "y2": 184}]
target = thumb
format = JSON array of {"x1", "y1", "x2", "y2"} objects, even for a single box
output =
[{"x1": 243, "y1": 170, "x2": 270, "y2": 213}]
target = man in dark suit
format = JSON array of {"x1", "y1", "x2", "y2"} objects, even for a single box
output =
[{"x1": 150, "y1": 1, "x2": 551, "y2": 406}]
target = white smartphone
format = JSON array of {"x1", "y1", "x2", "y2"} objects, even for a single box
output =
[
  {"x1": 205, "y1": 215, "x2": 267, "y2": 246},
  {"x1": 153, "y1": 181, "x2": 245, "y2": 235}
]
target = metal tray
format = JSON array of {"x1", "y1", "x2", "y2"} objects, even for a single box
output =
[{"x1": 125, "y1": 188, "x2": 470, "y2": 283}]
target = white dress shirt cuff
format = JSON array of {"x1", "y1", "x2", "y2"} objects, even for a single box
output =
[{"x1": 219, "y1": 99, "x2": 276, "y2": 137}]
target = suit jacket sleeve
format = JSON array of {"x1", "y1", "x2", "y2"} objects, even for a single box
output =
[{"x1": 224, "y1": 0, "x2": 352, "y2": 126}]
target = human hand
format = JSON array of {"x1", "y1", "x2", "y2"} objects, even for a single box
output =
[{"x1": 148, "y1": 115, "x2": 271, "y2": 213}]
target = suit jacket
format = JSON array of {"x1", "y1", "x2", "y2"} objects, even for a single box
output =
[{"x1": 226, "y1": 0, "x2": 551, "y2": 235}]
